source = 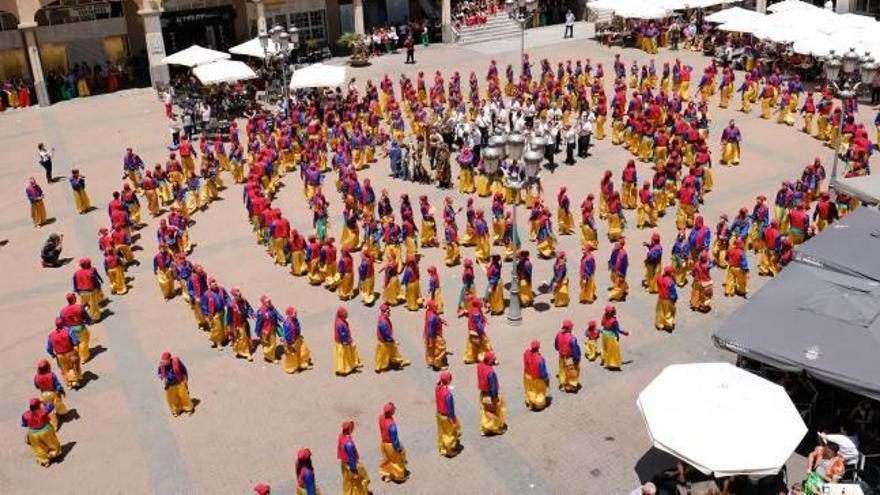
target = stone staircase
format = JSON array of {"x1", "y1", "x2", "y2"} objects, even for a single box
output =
[{"x1": 455, "y1": 12, "x2": 523, "y2": 45}]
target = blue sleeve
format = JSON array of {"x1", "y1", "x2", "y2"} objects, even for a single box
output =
[
  {"x1": 669, "y1": 284, "x2": 678, "y2": 302},
  {"x1": 446, "y1": 394, "x2": 456, "y2": 420},
  {"x1": 401, "y1": 269, "x2": 411, "y2": 285},
  {"x1": 741, "y1": 254, "x2": 749, "y2": 271},
  {"x1": 570, "y1": 339, "x2": 581, "y2": 362},
  {"x1": 427, "y1": 317, "x2": 437, "y2": 338},
  {"x1": 337, "y1": 323, "x2": 351, "y2": 344},
  {"x1": 345, "y1": 443, "x2": 358, "y2": 472},
  {"x1": 93, "y1": 271, "x2": 103, "y2": 286},
  {"x1": 21, "y1": 414, "x2": 27, "y2": 427},
  {"x1": 53, "y1": 375, "x2": 65, "y2": 394},
  {"x1": 254, "y1": 312, "x2": 264, "y2": 332},
  {"x1": 73, "y1": 276, "x2": 80, "y2": 293},
  {"x1": 488, "y1": 371, "x2": 498, "y2": 398},
  {"x1": 46, "y1": 336, "x2": 55, "y2": 356},
  {"x1": 378, "y1": 320, "x2": 392, "y2": 342},
  {"x1": 389, "y1": 423, "x2": 402, "y2": 451},
  {"x1": 539, "y1": 359, "x2": 549, "y2": 380},
  {"x1": 69, "y1": 332, "x2": 80, "y2": 347},
  {"x1": 302, "y1": 471, "x2": 316, "y2": 495},
  {"x1": 200, "y1": 295, "x2": 209, "y2": 315}
]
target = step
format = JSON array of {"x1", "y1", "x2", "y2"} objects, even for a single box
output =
[
  {"x1": 459, "y1": 24, "x2": 521, "y2": 36},
  {"x1": 458, "y1": 27, "x2": 522, "y2": 41},
  {"x1": 458, "y1": 30, "x2": 522, "y2": 44}
]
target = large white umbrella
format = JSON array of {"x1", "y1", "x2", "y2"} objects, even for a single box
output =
[
  {"x1": 229, "y1": 37, "x2": 286, "y2": 59},
  {"x1": 289, "y1": 63, "x2": 347, "y2": 89},
  {"x1": 193, "y1": 60, "x2": 257, "y2": 85},
  {"x1": 161, "y1": 45, "x2": 230, "y2": 67},
  {"x1": 637, "y1": 363, "x2": 807, "y2": 477}
]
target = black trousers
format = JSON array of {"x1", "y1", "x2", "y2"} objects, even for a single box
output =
[
  {"x1": 40, "y1": 160, "x2": 53, "y2": 182},
  {"x1": 565, "y1": 143, "x2": 576, "y2": 164},
  {"x1": 564, "y1": 25, "x2": 573, "y2": 38},
  {"x1": 580, "y1": 134, "x2": 592, "y2": 157},
  {"x1": 406, "y1": 49, "x2": 415, "y2": 63}
]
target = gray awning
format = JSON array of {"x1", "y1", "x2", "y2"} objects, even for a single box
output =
[
  {"x1": 834, "y1": 174, "x2": 880, "y2": 205},
  {"x1": 794, "y1": 207, "x2": 880, "y2": 281},
  {"x1": 713, "y1": 263, "x2": 880, "y2": 400},
  {"x1": 717, "y1": 207, "x2": 880, "y2": 399}
]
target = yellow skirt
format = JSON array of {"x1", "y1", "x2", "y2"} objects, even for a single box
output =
[
  {"x1": 79, "y1": 289, "x2": 103, "y2": 321},
  {"x1": 405, "y1": 281, "x2": 423, "y2": 310},
  {"x1": 383, "y1": 277, "x2": 404, "y2": 306},
  {"x1": 436, "y1": 414, "x2": 461, "y2": 457},
  {"x1": 585, "y1": 340, "x2": 599, "y2": 361},
  {"x1": 579, "y1": 276, "x2": 596, "y2": 304},
  {"x1": 537, "y1": 237, "x2": 555, "y2": 259},
  {"x1": 232, "y1": 325, "x2": 252, "y2": 359},
  {"x1": 261, "y1": 331, "x2": 277, "y2": 362},
  {"x1": 463, "y1": 335, "x2": 492, "y2": 364},
  {"x1": 609, "y1": 274, "x2": 628, "y2": 301},
  {"x1": 479, "y1": 394, "x2": 507, "y2": 435},
  {"x1": 165, "y1": 382, "x2": 194, "y2": 416},
  {"x1": 622, "y1": 183, "x2": 637, "y2": 209},
  {"x1": 476, "y1": 174, "x2": 491, "y2": 197},
  {"x1": 607, "y1": 214, "x2": 623, "y2": 241},
  {"x1": 339, "y1": 273, "x2": 355, "y2": 300},
  {"x1": 519, "y1": 279, "x2": 534, "y2": 307},
  {"x1": 340, "y1": 461, "x2": 370, "y2": 495},
  {"x1": 73, "y1": 190, "x2": 92, "y2": 213},
  {"x1": 553, "y1": 279, "x2": 570, "y2": 307},
  {"x1": 488, "y1": 283, "x2": 504, "y2": 314},
  {"x1": 460, "y1": 169, "x2": 475, "y2": 194},
  {"x1": 523, "y1": 375, "x2": 548, "y2": 410},
  {"x1": 108, "y1": 266, "x2": 127, "y2": 295},
  {"x1": 375, "y1": 341, "x2": 410, "y2": 372},
  {"x1": 690, "y1": 279, "x2": 713, "y2": 312},
  {"x1": 71, "y1": 326, "x2": 91, "y2": 364},
  {"x1": 291, "y1": 251, "x2": 307, "y2": 276},
  {"x1": 30, "y1": 200, "x2": 47, "y2": 227},
  {"x1": 601, "y1": 333, "x2": 622, "y2": 369},
  {"x1": 55, "y1": 350, "x2": 81, "y2": 388},
  {"x1": 208, "y1": 313, "x2": 226, "y2": 347},
  {"x1": 420, "y1": 219, "x2": 438, "y2": 246},
  {"x1": 557, "y1": 356, "x2": 580, "y2": 391},
  {"x1": 558, "y1": 209, "x2": 574, "y2": 234},
  {"x1": 335, "y1": 342, "x2": 363, "y2": 375},
  {"x1": 655, "y1": 298, "x2": 676, "y2": 331},
  {"x1": 425, "y1": 332, "x2": 449, "y2": 368},
  {"x1": 360, "y1": 275, "x2": 376, "y2": 305},
  {"x1": 284, "y1": 337, "x2": 313, "y2": 373},
  {"x1": 721, "y1": 142, "x2": 740, "y2": 165},
  {"x1": 445, "y1": 242, "x2": 460, "y2": 266},
  {"x1": 27, "y1": 425, "x2": 62, "y2": 466},
  {"x1": 379, "y1": 443, "x2": 409, "y2": 482},
  {"x1": 342, "y1": 226, "x2": 361, "y2": 252},
  {"x1": 581, "y1": 223, "x2": 598, "y2": 248},
  {"x1": 724, "y1": 267, "x2": 748, "y2": 297}
]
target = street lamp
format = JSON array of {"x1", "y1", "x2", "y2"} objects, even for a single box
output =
[
  {"x1": 504, "y1": 0, "x2": 539, "y2": 69},
  {"x1": 822, "y1": 49, "x2": 879, "y2": 192}
]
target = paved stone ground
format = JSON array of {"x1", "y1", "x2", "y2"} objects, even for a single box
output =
[{"x1": 0, "y1": 30, "x2": 865, "y2": 494}]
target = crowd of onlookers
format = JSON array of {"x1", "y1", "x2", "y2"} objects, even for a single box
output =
[
  {"x1": 453, "y1": 0, "x2": 501, "y2": 28},
  {"x1": 363, "y1": 21, "x2": 433, "y2": 56},
  {"x1": 1, "y1": 59, "x2": 141, "y2": 109}
]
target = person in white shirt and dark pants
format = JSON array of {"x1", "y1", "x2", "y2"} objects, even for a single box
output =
[{"x1": 564, "y1": 10, "x2": 575, "y2": 39}]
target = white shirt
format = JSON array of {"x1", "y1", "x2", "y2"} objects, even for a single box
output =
[
  {"x1": 824, "y1": 434, "x2": 860, "y2": 465},
  {"x1": 566, "y1": 12, "x2": 575, "y2": 26}
]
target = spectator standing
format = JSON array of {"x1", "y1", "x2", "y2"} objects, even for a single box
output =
[
  {"x1": 405, "y1": 35, "x2": 416, "y2": 64},
  {"x1": 564, "y1": 9, "x2": 575, "y2": 39}
]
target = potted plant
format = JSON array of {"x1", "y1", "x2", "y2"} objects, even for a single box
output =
[{"x1": 337, "y1": 32, "x2": 369, "y2": 67}]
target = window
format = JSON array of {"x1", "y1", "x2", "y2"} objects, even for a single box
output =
[
  {"x1": 289, "y1": 9, "x2": 326, "y2": 42},
  {"x1": 856, "y1": 0, "x2": 880, "y2": 14},
  {"x1": 0, "y1": 11, "x2": 18, "y2": 31},
  {"x1": 36, "y1": 0, "x2": 124, "y2": 26}
]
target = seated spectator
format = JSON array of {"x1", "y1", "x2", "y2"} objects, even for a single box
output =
[
  {"x1": 818, "y1": 426, "x2": 860, "y2": 469},
  {"x1": 803, "y1": 442, "x2": 845, "y2": 495},
  {"x1": 41, "y1": 233, "x2": 63, "y2": 267}
]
